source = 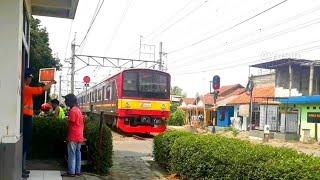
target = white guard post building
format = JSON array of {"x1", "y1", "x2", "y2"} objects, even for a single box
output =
[{"x1": 0, "y1": 0, "x2": 78, "y2": 179}]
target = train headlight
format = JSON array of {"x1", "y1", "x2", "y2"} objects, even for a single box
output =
[{"x1": 124, "y1": 118, "x2": 129, "y2": 125}]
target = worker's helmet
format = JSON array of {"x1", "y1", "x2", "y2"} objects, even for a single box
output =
[{"x1": 41, "y1": 103, "x2": 51, "y2": 112}]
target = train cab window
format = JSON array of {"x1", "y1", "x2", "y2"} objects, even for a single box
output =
[
  {"x1": 123, "y1": 72, "x2": 138, "y2": 97},
  {"x1": 105, "y1": 86, "x2": 111, "y2": 100}
]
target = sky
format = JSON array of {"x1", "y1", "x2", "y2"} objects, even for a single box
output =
[{"x1": 36, "y1": 0, "x2": 320, "y2": 97}]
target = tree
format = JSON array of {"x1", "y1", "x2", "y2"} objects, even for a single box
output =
[
  {"x1": 29, "y1": 17, "x2": 62, "y2": 111},
  {"x1": 167, "y1": 109, "x2": 186, "y2": 126},
  {"x1": 170, "y1": 86, "x2": 187, "y2": 98},
  {"x1": 170, "y1": 86, "x2": 187, "y2": 113}
]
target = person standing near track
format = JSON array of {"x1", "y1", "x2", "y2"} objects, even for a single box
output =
[{"x1": 22, "y1": 69, "x2": 56, "y2": 178}]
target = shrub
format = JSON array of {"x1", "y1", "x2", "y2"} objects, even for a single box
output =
[
  {"x1": 31, "y1": 117, "x2": 68, "y2": 159},
  {"x1": 156, "y1": 133, "x2": 320, "y2": 179},
  {"x1": 167, "y1": 109, "x2": 185, "y2": 126},
  {"x1": 153, "y1": 130, "x2": 192, "y2": 170},
  {"x1": 85, "y1": 119, "x2": 113, "y2": 175}
]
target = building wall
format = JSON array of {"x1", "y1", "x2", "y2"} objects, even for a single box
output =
[
  {"x1": 275, "y1": 66, "x2": 320, "y2": 96},
  {"x1": 297, "y1": 104, "x2": 320, "y2": 141},
  {"x1": 0, "y1": 0, "x2": 24, "y2": 145},
  {"x1": 252, "y1": 73, "x2": 275, "y2": 87},
  {"x1": 259, "y1": 105, "x2": 279, "y2": 131},
  {"x1": 0, "y1": 0, "x2": 26, "y2": 178}
]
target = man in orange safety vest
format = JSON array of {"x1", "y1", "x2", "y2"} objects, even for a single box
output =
[{"x1": 22, "y1": 69, "x2": 56, "y2": 178}]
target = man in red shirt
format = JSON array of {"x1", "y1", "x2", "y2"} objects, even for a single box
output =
[
  {"x1": 62, "y1": 94, "x2": 85, "y2": 177},
  {"x1": 22, "y1": 69, "x2": 56, "y2": 178}
]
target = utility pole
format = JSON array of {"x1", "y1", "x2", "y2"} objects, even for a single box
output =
[
  {"x1": 139, "y1": 35, "x2": 142, "y2": 60},
  {"x1": 159, "y1": 42, "x2": 163, "y2": 71},
  {"x1": 59, "y1": 75, "x2": 62, "y2": 101},
  {"x1": 71, "y1": 33, "x2": 76, "y2": 94}
]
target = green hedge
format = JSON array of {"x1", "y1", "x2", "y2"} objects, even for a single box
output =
[
  {"x1": 85, "y1": 119, "x2": 113, "y2": 175},
  {"x1": 155, "y1": 131, "x2": 320, "y2": 179},
  {"x1": 167, "y1": 109, "x2": 186, "y2": 126},
  {"x1": 153, "y1": 130, "x2": 192, "y2": 170},
  {"x1": 31, "y1": 116, "x2": 113, "y2": 175},
  {"x1": 31, "y1": 117, "x2": 67, "y2": 159}
]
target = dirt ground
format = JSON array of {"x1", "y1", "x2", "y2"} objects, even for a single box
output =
[{"x1": 168, "y1": 126, "x2": 320, "y2": 157}]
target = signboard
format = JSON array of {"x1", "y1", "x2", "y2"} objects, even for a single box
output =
[
  {"x1": 307, "y1": 112, "x2": 320, "y2": 123},
  {"x1": 39, "y1": 68, "x2": 55, "y2": 83},
  {"x1": 83, "y1": 76, "x2": 91, "y2": 84}
]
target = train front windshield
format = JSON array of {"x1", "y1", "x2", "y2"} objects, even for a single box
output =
[{"x1": 123, "y1": 71, "x2": 170, "y2": 99}]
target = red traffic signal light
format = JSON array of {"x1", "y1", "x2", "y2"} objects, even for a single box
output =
[{"x1": 212, "y1": 75, "x2": 220, "y2": 90}]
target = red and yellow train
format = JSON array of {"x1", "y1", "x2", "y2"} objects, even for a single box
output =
[{"x1": 77, "y1": 68, "x2": 171, "y2": 134}]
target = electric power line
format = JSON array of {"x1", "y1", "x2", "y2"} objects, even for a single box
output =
[
  {"x1": 124, "y1": 0, "x2": 206, "y2": 58},
  {"x1": 172, "y1": 43, "x2": 320, "y2": 76},
  {"x1": 104, "y1": 0, "x2": 133, "y2": 55},
  {"x1": 168, "y1": 0, "x2": 289, "y2": 54},
  {"x1": 170, "y1": 18, "x2": 320, "y2": 70},
  {"x1": 169, "y1": 5, "x2": 320, "y2": 66},
  {"x1": 78, "y1": 0, "x2": 105, "y2": 51},
  {"x1": 148, "y1": 0, "x2": 208, "y2": 41}
]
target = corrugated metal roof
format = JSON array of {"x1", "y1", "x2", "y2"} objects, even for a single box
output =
[
  {"x1": 250, "y1": 59, "x2": 316, "y2": 69},
  {"x1": 229, "y1": 86, "x2": 275, "y2": 104}
]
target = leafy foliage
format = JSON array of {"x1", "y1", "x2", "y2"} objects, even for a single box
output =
[
  {"x1": 85, "y1": 117, "x2": 113, "y2": 175},
  {"x1": 155, "y1": 131, "x2": 320, "y2": 179},
  {"x1": 153, "y1": 130, "x2": 192, "y2": 170},
  {"x1": 170, "y1": 86, "x2": 187, "y2": 98},
  {"x1": 30, "y1": 17, "x2": 62, "y2": 110},
  {"x1": 167, "y1": 109, "x2": 185, "y2": 126},
  {"x1": 31, "y1": 117, "x2": 68, "y2": 159}
]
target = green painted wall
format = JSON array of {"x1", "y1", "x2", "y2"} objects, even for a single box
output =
[{"x1": 297, "y1": 104, "x2": 320, "y2": 140}]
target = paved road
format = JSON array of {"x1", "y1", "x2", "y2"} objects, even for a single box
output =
[{"x1": 108, "y1": 132, "x2": 165, "y2": 180}]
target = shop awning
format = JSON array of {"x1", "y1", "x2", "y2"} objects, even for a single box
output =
[{"x1": 276, "y1": 96, "x2": 320, "y2": 104}]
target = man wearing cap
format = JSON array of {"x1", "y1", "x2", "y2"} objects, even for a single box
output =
[{"x1": 22, "y1": 69, "x2": 56, "y2": 178}]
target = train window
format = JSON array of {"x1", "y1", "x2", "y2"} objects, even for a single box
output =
[
  {"x1": 105, "y1": 86, "x2": 111, "y2": 100},
  {"x1": 111, "y1": 81, "x2": 117, "y2": 100},
  {"x1": 98, "y1": 89, "x2": 102, "y2": 101},
  {"x1": 102, "y1": 86, "x2": 105, "y2": 100},
  {"x1": 95, "y1": 89, "x2": 97, "y2": 102}
]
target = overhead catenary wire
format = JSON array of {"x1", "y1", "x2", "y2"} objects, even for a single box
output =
[{"x1": 168, "y1": 0, "x2": 289, "y2": 54}]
